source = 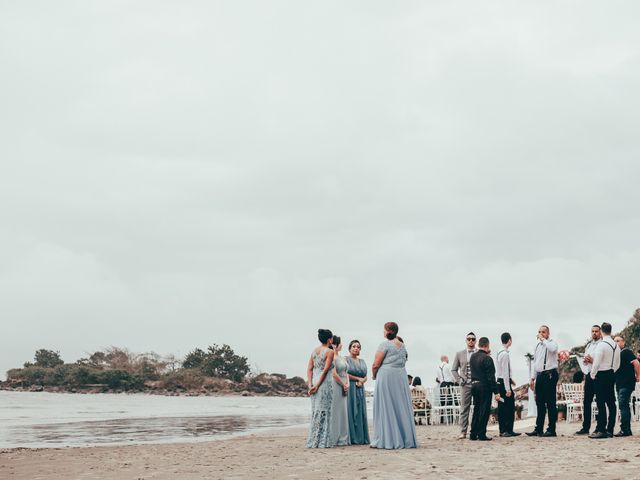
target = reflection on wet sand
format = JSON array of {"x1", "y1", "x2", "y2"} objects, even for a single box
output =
[{"x1": 10, "y1": 415, "x2": 309, "y2": 447}]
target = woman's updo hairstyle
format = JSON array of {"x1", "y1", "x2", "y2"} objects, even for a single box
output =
[
  {"x1": 348, "y1": 339, "x2": 361, "y2": 350},
  {"x1": 332, "y1": 335, "x2": 341, "y2": 348},
  {"x1": 384, "y1": 322, "x2": 399, "y2": 340},
  {"x1": 318, "y1": 329, "x2": 333, "y2": 344}
]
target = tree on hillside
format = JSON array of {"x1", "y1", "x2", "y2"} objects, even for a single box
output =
[
  {"x1": 182, "y1": 344, "x2": 250, "y2": 382},
  {"x1": 25, "y1": 349, "x2": 64, "y2": 368}
]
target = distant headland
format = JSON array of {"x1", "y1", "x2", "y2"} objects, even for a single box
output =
[{"x1": 1, "y1": 345, "x2": 307, "y2": 397}]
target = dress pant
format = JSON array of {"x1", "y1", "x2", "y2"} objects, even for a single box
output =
[
  {"x1": 459, "y1": 384, "x2": 472, "y2": 434},
  {"x1": 617, "y1": 386, "x2": 633, "y2": 434},
  {"x1": 497, "y1": 378, "x2": 514, "y2": 434},
  {"x1": 534, "y1": 369, "x2": 558, "y2": 434},
  {"x1": 594, "y1": 370, "x2": 616, "y2": 434},
  {"x1": 581, "y1": 375, "x2": 596, "y2": 431},
  {"x1": 470, "y1": 383, "x2": 491, "y2": 438}
]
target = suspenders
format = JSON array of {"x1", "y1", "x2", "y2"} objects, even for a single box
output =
[
  {"x1": 603, "y1": 340, "x2": 617, "y2": 369},
  {"x1": 535, "y1": 342, "x2": 549, "y2": 370}
]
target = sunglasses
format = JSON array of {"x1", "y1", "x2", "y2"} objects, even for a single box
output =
[{"x1": 466, "y1": 338, "x2": 476, "y2": 341}]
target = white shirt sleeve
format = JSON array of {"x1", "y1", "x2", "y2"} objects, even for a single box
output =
[
  {"x1": 590, "y1": 343, "x2": 604, "y2": 379},
  {"x1": 543, "y1": 339, "x2": 558, "y2": 353}
]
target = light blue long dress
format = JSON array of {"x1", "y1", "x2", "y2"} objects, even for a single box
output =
[
  {"x1": 306, "y1": 348, "x2": 334, "y2": 448},
  {"x1": 371, "y1": 340, "x2": 418, "y2": 449},
  {"x1": 330, "y1": 356, "x2": 350, "y2": 446},
  {"x1": 346, "y1": 356, "x2": 370, "y2": 445}
]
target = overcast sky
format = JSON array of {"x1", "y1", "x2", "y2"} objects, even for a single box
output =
[{"x1": 1, "y1": 2, "x2": 639, "y2": 384}]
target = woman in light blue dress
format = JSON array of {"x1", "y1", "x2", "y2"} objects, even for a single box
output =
[
  {"x1": 306, "y1": 329, "x2": 335, "y2": 448},
  {"x1": 371, "y1": 322, "x2": 418, "y2": 449},
  {"x1": 346, "y1": 339, "x2": 370, "y2": 445},
  {"x1": 329, "y1": 335, "x2": 350, "y2": 446}
]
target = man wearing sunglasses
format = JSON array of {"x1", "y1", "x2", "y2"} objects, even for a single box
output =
[{"x1": 451, "y1": 332, "x2": 478, "y2": 439}]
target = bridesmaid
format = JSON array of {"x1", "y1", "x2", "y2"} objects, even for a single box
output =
[
  {"x1": 329, "y1": 335, "x2": 350, "y2": 446},
  {"x1": 346, "y1": 339, "x2": 370, "y2": 445},
  {"x1": 371, "y1": 322, "x2": 418, "y2": 449},
  {"x1": 306, "y1": 329, "x2": 335, "y2": 448}
]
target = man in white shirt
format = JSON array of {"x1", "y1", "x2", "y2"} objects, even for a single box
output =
[
  {"x1": 436, "y1": 355, "x2": 455, "y2": 387},
  {"x1": 435, "y1": 355, "x2": 455, "y2": 423},
  {"x1": 589, "y1": 322, "x2": 621, "y2": 439},
  {"x1": 496, "y1": 332, "x2": 520, "y2": 437},
  {"x1": 526, "y1": 325, "x2": 559, "y2": 437},
  {"x1": 575, "y1": 325, "x2": 601, "y2": 435}
]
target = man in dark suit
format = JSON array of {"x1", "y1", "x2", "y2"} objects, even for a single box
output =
[{"x1": 469, "y1": 337, "x2": 501, "y2": 441}]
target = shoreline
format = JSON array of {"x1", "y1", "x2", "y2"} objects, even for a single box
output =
[
  {"x1": 2, "y1": 421, "x2": 640, "y2": 479},
  {"x1": 0, "y1": 387, "x2": 307, "y2": 398}
]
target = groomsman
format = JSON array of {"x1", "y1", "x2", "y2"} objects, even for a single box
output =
[
  {"x1": 451, "y1": 332, "x2": 478, "y2": 439},
  {"x1": 469, "y1": 337, "x2": 501, "y2": 441},
  {"x1": 589, "y1": 322, "x2": 620, "y2": 439},
  {"x1": 527, "y1": 325, "x2": 559, "y2": 437},
  {"x1": 436, "y1": 355, "x2": 455, "y2": 387},
  {"x1": 613, "y1": 335, "x2": 640, "y2": 436},
  {"x1": 575, "y1": 325, "x2": 601, "y2": 435},
  {"x1": 496, "y1": 332, "x2": 520, "y2": 437}
]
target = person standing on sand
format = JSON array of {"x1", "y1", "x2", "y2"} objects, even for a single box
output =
[
  {"x1": 345, "y1": 339, "x2": 370, "y2": 445},
  {"x1": 495, "y1": 332, "x2": 520, "y2": 437},
  {"x1": 306, "y1": 329, "x2": 335, "y2": 448},
  {"x1": 451, "y1": 332, "x2": 477, "y2": 439},
  {"x1": 575, "y1": 325, "x2": 601, "y2": 435},
  {"x1": 469, "y1": 337, "x2": 501, "y2": 441},
  {"x1": 589, "y1": 322, "x2": 620, "y2": 439},
  {"x1": 436, "y1": 355, "x2": 455, "y2": 387},
  {"x1": 371, "y1": 322, "x2": 417, "y2": 449},
  {"x1": 613, "y1": 335, "x2": 640, "y2": 437},
  {"x1": 526, "y1": 325, "x2": 559, "y2": 437},
  {"x1": 329, "y1": 335, "x2": 350, "y2": 446}
]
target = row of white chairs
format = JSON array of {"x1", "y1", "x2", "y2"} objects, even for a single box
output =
[
  {"x1": 411, "y1": 385, "x2": 465, "y2": 425},
  {"x1": 561, "y1": 382, "x2": 640, "y2": 423}
]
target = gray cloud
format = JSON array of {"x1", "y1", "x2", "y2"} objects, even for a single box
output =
[{"x1": 1, "y1": 1, "x2": 639, "y2": 383}]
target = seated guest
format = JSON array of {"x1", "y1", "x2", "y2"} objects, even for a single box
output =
[
  {"x1": 345, "y1": 340, "x2": 370, "y2": 445},
  {"x1": 411, "y1": 376, "x2": 430, "y2": 425},
  {"x1": 371, "y1": 322, "x2": 417, "y2": 449}
]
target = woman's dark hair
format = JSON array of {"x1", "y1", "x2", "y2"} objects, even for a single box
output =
[
  {"x1": 348, "y1": 339, "x2": 361, "y2": 350},
  {"x1": 384, "y1": 322, "x2": 399, "y2": 340},
  {"x1": 332, "y1": 335, "x2": 341, "y2": 348},
  {"x1": 412, "y1": 376, "x2": 422, "y2": 386},
  {"x1": 318, "y1": 329, "x2": 333, "y2": 344}
]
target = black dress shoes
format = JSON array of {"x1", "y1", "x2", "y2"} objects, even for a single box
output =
[
  {"x1": 614, "y1": 431, "x2": 632, "y2": 437},
  {"x1": 469, "y1": 435, "x2": 477, "y2": 441},
  {"x1": 509, "y1": 432, "x2": 522, "y2": 436},
  {"x1": 542, "y1": 431, "x2": 557, "y2": 437},
  {"x1": 500, "y1": 432, "x2": 521, "y2": 437},
  {"x1": 477, "y1": 436, "x2": 492, "y2": 441},
  {"x1": 588, "y1": 431, "x2": 609, "y2": 439},
  {"x1": 575, "y1": 429, "x2": 589, "y2": 435},
  {"x1": 526, "y1": 431, "x2": 542, "y2": 436}
]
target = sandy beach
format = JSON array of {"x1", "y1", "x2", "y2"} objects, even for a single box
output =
[{"x1": 2, "y1": 419, "x2": 639, "y2": 479}]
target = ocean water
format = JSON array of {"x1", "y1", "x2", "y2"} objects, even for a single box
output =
[{"x1": 0, "y1": 391, "x2": 310, "y2": 448}]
